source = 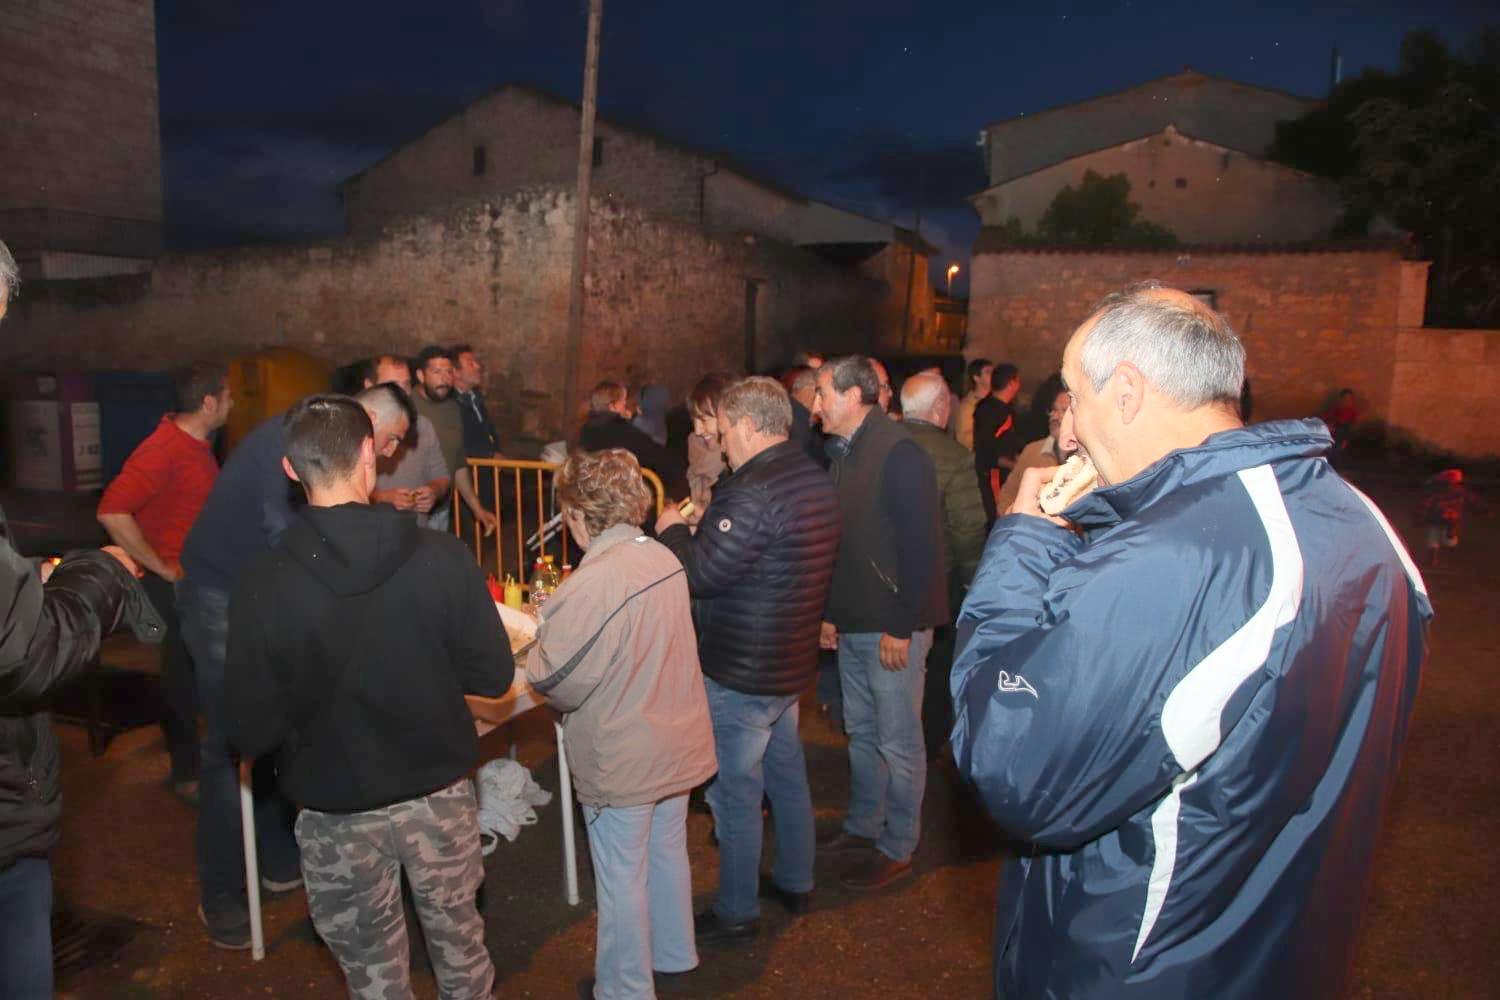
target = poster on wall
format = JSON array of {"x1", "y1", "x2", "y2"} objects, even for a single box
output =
[
  {"x1": 71, "y1": 402, "x2": 103, "y2": 490},
  {"x1": 8, "y1": 400, "x2": 64, "y2": 491}
]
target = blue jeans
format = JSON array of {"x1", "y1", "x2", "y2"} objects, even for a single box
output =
[
  {"x1": 584, "y1": 794, "x2": 697, "y2": 999},
  {"x1": 0, "y1": 857, "x2": 53, "y2": 998},
  {"x1": 177, "y1": 581, "x2": 300, "y2": 912},
  {"x1": 837, "y1": 630, "x2": 932, "y2": 863},
  {"x1": 703, "y1": 677, "x2": 815, "y2": 924}
]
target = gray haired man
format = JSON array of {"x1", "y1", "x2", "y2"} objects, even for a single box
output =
[
  {"x1": 952, "y1": 283, "x2": 1429, "y2": 998},
  {"x1": 899, "y1": 371, "x2": 987, "y2": 751},
  {"x1": 656, "y1": 376, "x2": 841, "y2": 942},
  {"x1": 812, "y1": 357, "x2": 946, "y2": 890}
]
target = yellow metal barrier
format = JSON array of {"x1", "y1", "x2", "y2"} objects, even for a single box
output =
[{"x1": 453, "y1": 457, "x2": 666, "y2": 584}]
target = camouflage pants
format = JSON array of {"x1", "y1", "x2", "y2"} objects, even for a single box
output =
[{"x1": 296, "y1": 780, "x2": 495, "y2": 1000}]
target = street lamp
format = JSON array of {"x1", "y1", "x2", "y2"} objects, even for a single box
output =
[{"x1": 946, "y1": 263, "x2": 960, "y2": 296}]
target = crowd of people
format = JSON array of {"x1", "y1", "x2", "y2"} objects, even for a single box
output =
[{"x1": 0, "y1": 230, "x2": 1435, "y2": 1000}]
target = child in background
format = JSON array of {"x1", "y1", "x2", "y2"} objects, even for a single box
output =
[{"x1": 1418, "y1": 468, "x2": 1479, "y2": 567}]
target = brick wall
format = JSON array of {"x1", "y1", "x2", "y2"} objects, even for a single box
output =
[
  {"x1": 967, "y1": 248, "x2": 1409, "y2": 423},
  {"x1": 1388, "y1": 328, "x2": 1500, "y2": 459},
  {"x1": 0, "y1": 0, "x2": 162, "y2": 255},
  {"x1": 4, "y1": 188, "x2": 878, "y2": 443}
]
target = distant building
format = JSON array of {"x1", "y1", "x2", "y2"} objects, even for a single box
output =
[
  {"x1": 0, "y1": 0, "x2": 162, "y2": 279},
  {"x1": 969, "y1": 70, "x2": 1340, "y2": 244},
  {"x1": 339, "y1": 84, "x2": 937, "y2": 352}
]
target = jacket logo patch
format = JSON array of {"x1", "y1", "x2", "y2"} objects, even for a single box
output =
[
  {"x1": 718, "y1": 518, "x2": 733, "y2": 532},
  {"x1": 997, "y1": 671, "x2": 1038, "y2": 699}
]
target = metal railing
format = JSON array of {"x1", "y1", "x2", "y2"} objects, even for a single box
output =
[{"x1": 453, "y1": 457, "x2": 666, "y2": 585}]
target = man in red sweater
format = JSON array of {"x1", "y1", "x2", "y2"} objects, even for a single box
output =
[{"x1": 97, "y1": 363, "x2": 232, "y2": 802}]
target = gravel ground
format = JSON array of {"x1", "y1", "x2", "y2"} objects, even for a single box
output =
[{"x1": 34, "y1": 474, "x2": 1500, "y2": 998}]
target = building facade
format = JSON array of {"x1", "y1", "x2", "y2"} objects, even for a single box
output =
[
  {"x1": 970, "y1": 70, "x2": 1339, "y2": 244},
  {"x1": 0, "y1": 0, "x2": 163, "y2": 278},
  {"x1": 339, "y1": 85, "x2": 936, "y2": 351}
]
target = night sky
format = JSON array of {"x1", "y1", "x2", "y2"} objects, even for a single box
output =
[{"x1": 157, "y1": 0, "x2": 1493, "y2": 294}]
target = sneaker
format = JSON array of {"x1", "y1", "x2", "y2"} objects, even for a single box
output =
[
  {"x1": 198, "y1": 902, "x2": 252, "y2": 951},
  {"x1": 839, "y1": 853, "x2": 913, "y2": 891},
  {"x1": 259, "y1": 871, "x2": 304, "y2": 894}
]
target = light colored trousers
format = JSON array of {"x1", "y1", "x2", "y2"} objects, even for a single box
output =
[{"x1": 583, "y1": 794, "x2": 697, "y2": 999}]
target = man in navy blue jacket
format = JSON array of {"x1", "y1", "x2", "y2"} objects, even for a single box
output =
[
  {"x1": 951, "y1": 283, "x2": 1430, "y2": 999},
  {"x1": 656, "y1": 376, "x2": 840, "y2": 943}
]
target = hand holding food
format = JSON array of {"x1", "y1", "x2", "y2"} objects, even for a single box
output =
[{"x1": 1038, "y1": 455, "x2": 1098, "y2": 516}]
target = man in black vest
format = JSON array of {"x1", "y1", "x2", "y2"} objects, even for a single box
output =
[
  {"x1": 813, "y1": 356, "x2": 946, "y2": 890},
  {"x1": 656, "y1": 376, "x2": 841, "y2": 944}
]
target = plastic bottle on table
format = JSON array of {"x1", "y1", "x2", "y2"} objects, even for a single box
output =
[{"x1": 529, "y1": 557, "x2": 550, "y2": 610}]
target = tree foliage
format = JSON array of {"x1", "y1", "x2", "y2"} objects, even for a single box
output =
[
  {"x1": 1270, "y1": 28, "x2": 1500, "y2": 326},
  {"x1": 996, "y1": 171, "x2": 1177, "y2": 248}
]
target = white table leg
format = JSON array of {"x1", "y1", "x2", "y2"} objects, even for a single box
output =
[
  {"x1": 554, "y1": 721, "x2": 579, "y2": 906},
  {"x1": 240, "y1": 758, "x2": 265, "y2": 961}
]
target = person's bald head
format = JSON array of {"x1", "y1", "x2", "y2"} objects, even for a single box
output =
[{"x1": 899, "y1": 370, "x2": 951, "y2": 429}]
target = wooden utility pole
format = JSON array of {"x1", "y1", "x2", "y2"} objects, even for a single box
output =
[
  {"x1": 901, "y1": 165, "x2": 924, "y2": 354},
  {"x1": 562, "y1": 0, "x2": 603, "y2": 439}
]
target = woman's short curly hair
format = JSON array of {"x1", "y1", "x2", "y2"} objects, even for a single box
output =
[{"x1": 555, "y1": 448, "x2": 653, "y2": 537}]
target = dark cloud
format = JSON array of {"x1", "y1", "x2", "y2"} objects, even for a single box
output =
[
  {"x1": 158, "y1": 0, "x2": 250, "y2": 33},
  {"x1": 829, "y1": 135, "x2": 989, "y2": 211},
  {"x1": 476, "y1": 0, "x2": 530, "y2": 40},
  {"x1": 162, "y1": 92, "x2": 467, "y2": 150}
]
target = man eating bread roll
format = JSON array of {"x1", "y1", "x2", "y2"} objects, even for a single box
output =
[{"x1": 951, "y1": 282, "x2": 1430, "y2": 1000}]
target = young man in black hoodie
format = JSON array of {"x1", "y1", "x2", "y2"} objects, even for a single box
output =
[{"x1": 225, "y1": 395, "x2": 514, "y2": 998}]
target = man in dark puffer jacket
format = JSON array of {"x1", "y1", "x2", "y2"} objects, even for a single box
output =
[
  {"x1": 656, "y1": 376, "x2": 840, "y2": 944},
  {"x1": 0, "y1": 236, "x2": 165, "y2": 997}
]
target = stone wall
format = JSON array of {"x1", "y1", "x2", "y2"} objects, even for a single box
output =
[
  {"x1": 1388, "y1": 328, "x2": 1500, "y2": 459},
  {"x1": 4, "y1": 188, "x2": 878, "y2": 443},
  {"x1": 0, "y1": 0, "x2": 162, "y2": 260},
  {"x1": 967, "y1": 247, "x2": 1411, "y2": 423},
  {"x1": 344, "y1": 87, "x2": 739, "y2": 237}
]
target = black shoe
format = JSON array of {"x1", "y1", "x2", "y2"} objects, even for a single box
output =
[
  {"x1": 694, "y1": 909, "x2": 759, "y2": 946},
  {"x1": 197, "y1": 902, "x2": 252, "y2": 951},
  {"x1": 758, "y1": 877, "x2": 813, "y2": 915},
  {"x1": 815, "y1": 828, "x2": 875, "y2": 854},
  {"x1": 576, "y1": 975, "x2": 596, "y2": 999}
]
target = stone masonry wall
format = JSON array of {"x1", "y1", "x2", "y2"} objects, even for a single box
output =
[
  {"x1": 344, "y1": 88, "x2": 716, "y2": 236},
  {"x1": 0, "y1": 0, "x2": 162, "y2": 252},
  {"x1": 1388, "y1": 328, "x2": 1500, "y2": 459},
  {"x1": 967, "y1": 248, "x2": 1408, "y2": 423},
  {"x1": 4, "y1": 188, "x2": 878, "y2": 443}
]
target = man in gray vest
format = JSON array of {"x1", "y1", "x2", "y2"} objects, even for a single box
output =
[{"x1": 813, "y1": 356, "x2": 946, "y2": 890}]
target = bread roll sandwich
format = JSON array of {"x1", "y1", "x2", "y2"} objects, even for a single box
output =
[{"x1": 1038, "y1": 455, "x2": 1098, "y2": 516}]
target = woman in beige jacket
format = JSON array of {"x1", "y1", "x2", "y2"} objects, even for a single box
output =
[{"x1": 527, "y1": 448, "x2": 716, "y2": 1000}]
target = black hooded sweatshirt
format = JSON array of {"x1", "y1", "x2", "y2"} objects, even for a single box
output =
[{"x1": 225, "y1": 502, "x2": 513, "y2": 813}]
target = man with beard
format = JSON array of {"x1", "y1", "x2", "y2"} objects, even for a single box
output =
[{"x1": 413, "y1": 347, "x2": 465, "y2": 532}]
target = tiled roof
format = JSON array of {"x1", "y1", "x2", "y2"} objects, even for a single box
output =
[{"x1": 980, "y1": 70, "x2": 1321, "y2": 186}]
